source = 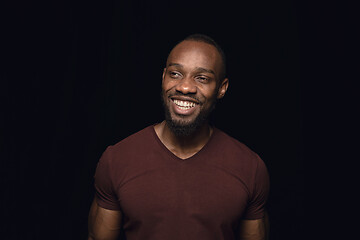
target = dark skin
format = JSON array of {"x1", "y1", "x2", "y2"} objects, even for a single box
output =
[
  {"x1": 88, "y1": 40, "x2": 268, "y2": 240},
  {"x1": 155, "y1": 40, "x2": 228, "y2": 159}
]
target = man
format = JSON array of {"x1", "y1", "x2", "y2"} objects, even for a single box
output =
[{"x1": 88, "y1": 34, "x2": 270, "y2": 240}]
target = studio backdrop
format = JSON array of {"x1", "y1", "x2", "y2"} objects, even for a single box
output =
[{"x1": 2, "y1": 0, "x2": 303, "y2": 239}]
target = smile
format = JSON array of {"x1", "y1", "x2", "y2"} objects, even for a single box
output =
[{"x1": 173, "y1": 99, "x2": 197, "y2": 110}]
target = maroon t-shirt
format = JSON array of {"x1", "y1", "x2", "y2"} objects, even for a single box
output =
[{"x1": 94, "y1": 125, "x2": 269, "y2": 240}]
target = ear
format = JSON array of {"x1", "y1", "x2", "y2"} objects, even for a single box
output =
[{"x1": 217, "y1": 78, "x2": 229, "y2": 99}]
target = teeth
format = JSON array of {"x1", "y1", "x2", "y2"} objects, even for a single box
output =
[{"x1": 173, "y1": 99, "x2": 196, "y2": 109}]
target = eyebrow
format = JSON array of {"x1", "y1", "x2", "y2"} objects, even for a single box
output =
[
  {"x1": 195, "y1": 67, "x2": 215, "y2": 75},
  {"x1": 167, "y1": 63, "x2": 215, "y2": 75},
  {"x1": 168, "y1": 63, "x2": 183, "y2": 68}
]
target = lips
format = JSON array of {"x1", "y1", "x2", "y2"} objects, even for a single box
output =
[
  {"x1": 170, "y1": 97, "x2": 199, "y2": 115},
  {"x1": 173, "y1": 99, "x2": 196, "y2": 109}
]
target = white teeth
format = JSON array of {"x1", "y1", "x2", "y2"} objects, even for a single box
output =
[{"x1": 173, "y1": 99, "x2": 196, "y2": 109}]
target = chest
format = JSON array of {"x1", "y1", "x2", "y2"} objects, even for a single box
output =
[{"x1": 115, "y1": 162, "x2": 250, "y2": 225}]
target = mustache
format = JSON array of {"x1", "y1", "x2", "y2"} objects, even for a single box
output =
[{"x1": 167, "y1": 92, "x2": 202, "y2": 103}]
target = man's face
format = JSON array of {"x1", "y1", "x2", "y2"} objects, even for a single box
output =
[{"x1": 161, "y1": 40, "x2": 228, "y2": 136}]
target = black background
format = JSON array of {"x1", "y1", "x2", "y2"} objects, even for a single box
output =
[{"x1": 1, "y1": 0, "x2": 356, "y2": 239}]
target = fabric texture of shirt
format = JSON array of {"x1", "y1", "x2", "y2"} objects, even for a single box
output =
[{"x1": 94, "y1": 125, "x2": 269, "y2": 240}]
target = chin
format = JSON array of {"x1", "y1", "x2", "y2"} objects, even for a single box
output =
[
  {"x1": 165, "y1": 110, "x2": 207, "y2": 137},
  {"x1": 166, "y1": 119, "x2": 200, "y2": 137},
  {"x1": 161, "y1": 93, "x2": 216, "y2": 136},
  {"x1": 170, "y1": 112, "x2": 197, "y2": 125}
]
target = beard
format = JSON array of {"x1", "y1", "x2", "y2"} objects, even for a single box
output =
[{"x1": 161, "y1": 91, "x2": 217, "y2": 137}]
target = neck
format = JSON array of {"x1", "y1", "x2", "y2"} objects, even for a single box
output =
[{"x1": 154, "y1": 121, "x2": 213, "y2": 159}]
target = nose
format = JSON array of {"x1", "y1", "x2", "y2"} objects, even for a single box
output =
[{"x1": 175, "y1": 77, "x2": 197, "y2": 95}]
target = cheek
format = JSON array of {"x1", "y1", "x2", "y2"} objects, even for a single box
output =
[
  {"x1": 199, "y1": 84, "x2": 218, "y2": 102},
  {"x1": 162, "y1": 79, "x2": 176, "y2": 94}
]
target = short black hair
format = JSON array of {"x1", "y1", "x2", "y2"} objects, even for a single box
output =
[{"x1": 182, "y1": 34, "x2": 227, "y2": 80}]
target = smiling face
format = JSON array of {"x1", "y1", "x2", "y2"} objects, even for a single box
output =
[{"x1": 161, "y1": 40, "x2": 229, "y2": 136}]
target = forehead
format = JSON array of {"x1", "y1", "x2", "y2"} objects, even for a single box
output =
[{"x1": 166, "y1": 40, "x2": 222, "y2": 75}]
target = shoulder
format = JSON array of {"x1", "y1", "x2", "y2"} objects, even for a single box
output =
[
  {"x1": 211, "y1": 128, "x2": 269, "y2": 195},
  {"x1": 115, "y1": 125, "x2": 154, "y2": 146},
  {"x1": 210, "y1": 128, "x2": 267, "y2": 180},
  {"x1": 96, "y1": 125, "x2": 158, "y2": 184},
  {"x1": 100, "y1": 125, "x2": 155, "y2": 165},
  {"x1": 109, "y1": 125, "x2": 154, "y2": 152},
  {"x1": 213, "y1": 128, "x2": 261, "y2": 161}
]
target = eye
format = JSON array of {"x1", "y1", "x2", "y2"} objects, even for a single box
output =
[
  {"x1": 195, "y1": 75, "x2": 209, "y2": 83},
  {"x1": 169, "y1": 71, "x2": 182, "y2": 79}
]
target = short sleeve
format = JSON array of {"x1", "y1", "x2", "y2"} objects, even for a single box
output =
[
  {"x1": 242, "y1": 157, "x2": 270, "y2": 220},
  {"x1": 94, "y1": 146, "x2": 121, "y2": 210}
]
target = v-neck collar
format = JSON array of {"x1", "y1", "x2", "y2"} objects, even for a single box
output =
[{"x1": 150, "y1": 124, "x2": 217, "y2": 162}]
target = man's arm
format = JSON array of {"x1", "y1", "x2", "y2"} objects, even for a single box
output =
[
  {"x1": 88, "y1": 198, "x2": 122, "y2": 240},
  {"x1": 237, "y1": 212, "x2": 269, "y2": 240}
]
